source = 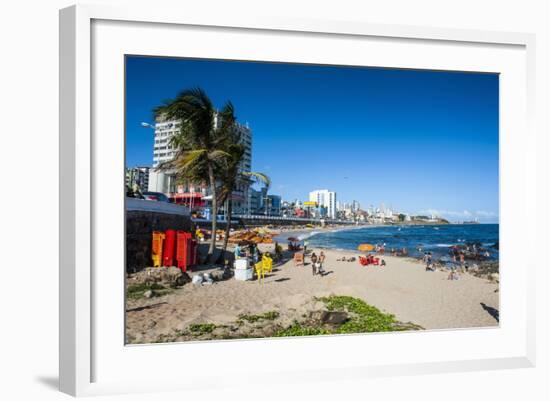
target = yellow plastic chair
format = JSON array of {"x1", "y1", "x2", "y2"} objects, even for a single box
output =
[
  {"x1": 255, "y1": 254, "x2": 273, "y2": 283},
  {"x1": 262, "y1": 254, "x2": 273, "y2": 273}
]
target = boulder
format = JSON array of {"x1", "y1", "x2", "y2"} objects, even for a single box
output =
[
  {"x1": 203, "y1": 273, "x2": 214, "y2": 285},
  {"x1": 310, "y1": 310, "x2": 349, "y2": 326},
  {"x1": 320, "y1": 311, "x2": 349, "y2": 325},
  {"x1": 130, "y1": 266, "x2": 190, "y2": 288},
  {"x1": 208, "y1": 268, "x2": 233, "y2": 281},
  {"x1": 210, "y1": 270, "x2": 225, "y2": 282}
]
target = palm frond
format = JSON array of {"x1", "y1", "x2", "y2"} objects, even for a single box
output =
[
  {"x1": 243, "y1": 171, "x2": 271, "y2": 191},
  {"x1": 175, "y1": 149, "x2": 207, "y2": 171},
  {"x1": 207, "y1": 149, "x2": 231, "y2": 162}
]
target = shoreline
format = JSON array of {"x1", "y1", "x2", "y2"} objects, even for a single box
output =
[
  {"x1": 273, "y1": 223, "x2": 384, "y2": 243},
  {"x1": 275, "y1": 224, "x2": 499, "y2": 267}
]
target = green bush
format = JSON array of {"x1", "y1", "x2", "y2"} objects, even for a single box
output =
[
  {"x1": 126, "y1": 283, "x2": 171, "y2": 299},
  {"x1": 188, "y1": 323, "x2": 217, "y2": 334},
  {"x1": 274, "y1": 322, "x2": 330, "y2": 337}
]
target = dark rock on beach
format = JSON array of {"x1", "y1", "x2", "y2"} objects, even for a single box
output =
[
  {"x1": 309, "y1": 310, "x2": 349, "y2": 326},
  {"x1": 321, "y1": 311, "x2": 349, "y2": 325}
]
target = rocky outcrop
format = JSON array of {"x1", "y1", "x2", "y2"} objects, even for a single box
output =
[{"x1": 128, "y1": 266, "x2": 191, "y2": 288}]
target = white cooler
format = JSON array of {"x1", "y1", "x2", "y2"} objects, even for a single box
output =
[
  {"x1": 234, "y1": 268, "x2": 253, "y2": 281},
  {"x1": 234, "y1": 257, "x2": 249, "y2": 270}
]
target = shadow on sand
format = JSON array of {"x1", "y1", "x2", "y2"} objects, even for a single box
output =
[{"x1": 480, "y1": 302, "x2": 499, "y2": 322}]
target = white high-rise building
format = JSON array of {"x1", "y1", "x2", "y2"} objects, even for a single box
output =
[
  {"x1": 148, "y1": 116, "x2": 253, "y2": 214},
  {"x1": 309, "y1": 189, "x2": 337, "y2": 219},
  {"x1": 151, "y1": 118, "x2": 252, "y2": 171}
]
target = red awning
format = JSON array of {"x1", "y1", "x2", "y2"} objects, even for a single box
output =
[{"x1": 171, "y1": 192, "x2": 203, "y2": 199}]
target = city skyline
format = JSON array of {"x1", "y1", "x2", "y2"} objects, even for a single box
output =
[{"x1": 126, "y1": 56, "x2": 499, "y2": 223}]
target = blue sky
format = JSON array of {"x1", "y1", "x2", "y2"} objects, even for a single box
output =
[{"x1": 126, "y1": 56, "x2": 499, "y2": 223}]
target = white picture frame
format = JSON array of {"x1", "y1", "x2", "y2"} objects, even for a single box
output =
[{"x1": 59, "y1": 3, "x2": 536, "y2": 397}]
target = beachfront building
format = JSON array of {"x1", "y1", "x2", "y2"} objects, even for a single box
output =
[
  {"x1": 248, "y1": 188, "x2": 263, "y2": 215},
  {"x1": 336, "y1": 199, "x2": 363, "y2": 221},
  {"x1": 147, "y1": 115, "x2": 253, "y2": 215},
  {"x1": 309, "y1": 189, "x2": 337, "y2": 219},
  {"x1": 247, "y1": 187, "x2": 282, "y2": 216},
  {"x1": 267, "y1": 194, "x2": 282, "y2": 216},
  {"x1": 126, "y1": 166, "x2": 150, "y2": 193}
]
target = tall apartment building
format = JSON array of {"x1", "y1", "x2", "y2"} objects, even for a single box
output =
[
  {"x1": 148, "y1": 116, "x2": 253, "y2": 214},
  {"x1": 126, "y1": 166, "x2": 150, "y2": 192},
  {"x1": 309, "y1": 189, "x2": 337, "y2": 219},
  {"x1": 151, "y1": 118, "x2": 252, "y2": 171}
]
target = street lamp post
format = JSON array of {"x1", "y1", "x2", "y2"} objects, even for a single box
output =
[{"x1": 141, "y1": 122, "x2": 156, "y2": 130}]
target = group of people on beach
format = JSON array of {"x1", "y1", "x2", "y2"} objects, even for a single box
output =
[
  {"x1": 450, "y1": 244, "x2": 491, "y2": 262},
  {"x1": 390, "y1": 247, "x2": 409, "y2": 256},
  {"x1": 419, "y1": 248, "x2": 483, "y2": 280},
  {"x1": 309, "y1": 251, "x2": 326, "y2": 276},
  {"x1": 234, "y1": 241, "x2": 283, "y2": 264},
  {"x1": 423, "y1": 251, "x2": 437, "y2": 272}
]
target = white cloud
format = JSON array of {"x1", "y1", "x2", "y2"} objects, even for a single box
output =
[
  {"x1": 418, "y1": 209, "x2": 498, "y2": 221},
  {"x1": 475, "y1": 210, "x2": 498, "y2": 217}
]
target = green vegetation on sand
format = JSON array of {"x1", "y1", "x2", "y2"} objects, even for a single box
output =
[
  {"x1": 275, "y1": 296, "x2": 423, "y2": 337},
  {"x1": 126, "y1": 283, "x2": 173, "y2": 299},
  {"x1": 320, "y1": 295, "x2": 422, "y2": 333},
  {"x1": 238, "y1": 311, "x2": 280, "y2": 323},
  {"x1": 188, "y1": 323, "x2": 217, "y2": 335}
]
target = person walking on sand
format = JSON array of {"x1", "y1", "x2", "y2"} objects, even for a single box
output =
[
  {"x1": 318, "y1": 251, "x2": 326, "y2": 276},
  {"x1": 304, "y1": 240, "x2": 309, "y2": 254},
  {"x1": 310, "y1": 252, "x2": 318, "y2": 276}
]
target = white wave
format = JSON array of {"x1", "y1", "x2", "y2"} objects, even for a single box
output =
[{"x1": 298, "y1": 231, "x2": 321, "y2": 241}]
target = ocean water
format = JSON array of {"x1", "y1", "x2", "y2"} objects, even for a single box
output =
[{"x1": 288, "y1": 224, "x2": 499, "y2": 261}]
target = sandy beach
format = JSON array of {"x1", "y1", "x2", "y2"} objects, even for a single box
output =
[{"x1": 126, "y1": 245, "x2": 499, "y2": 344}]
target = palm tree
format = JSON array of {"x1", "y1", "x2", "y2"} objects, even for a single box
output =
[
  {"x1": 216, "y1": 142, "x2": 271, "y2": 260},
  {"x1": 154, "y1": 88, "x2": 235, "y2": 262}
]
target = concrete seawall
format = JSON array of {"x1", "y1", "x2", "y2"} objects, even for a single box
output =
[{"x1": 126, "y1": 199, "x2": 192, "y2": 273}]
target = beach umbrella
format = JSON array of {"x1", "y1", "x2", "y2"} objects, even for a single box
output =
[
  {"x1": 357, "y1": 243, "x2": 375, "y2": 252},
  {"x1": 287, "y1": 237, "x2": 299, "y2": 242}
]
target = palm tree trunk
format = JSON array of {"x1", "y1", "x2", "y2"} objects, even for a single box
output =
[
  {"x1": 222, "y1": 199, "x2": 233, "y2": 256},
  {"x1": 207, "y1": 164, "x2": 217, "y2": 262}
]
